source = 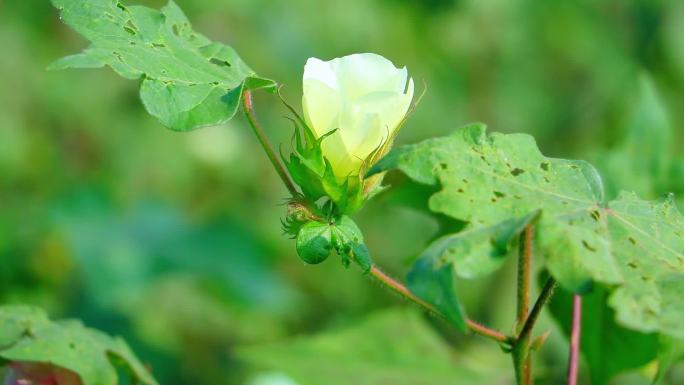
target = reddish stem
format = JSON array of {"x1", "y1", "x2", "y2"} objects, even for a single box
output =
[
  {"x1": 567, "y1": 295, "x2": 582, "y2": 385},
  {"x1": 369, "y1": 266, "x2": 510, "y2": 343}
]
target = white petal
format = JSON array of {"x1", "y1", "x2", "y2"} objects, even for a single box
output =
[
  {"x1": 332, "y1": 53, "x2": 406, "y2": 99},
  {"x1": 301, "y1": 53, "x2": 414, "y2": 179},
  {"x1": 303, "y1": 57, "x2": 337, "y2": 90},
  {"x1": 302, "y1": 79, "x2": 340, "y2": 138}
]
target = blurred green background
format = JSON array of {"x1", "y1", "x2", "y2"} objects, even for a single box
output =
[{"x1": 1, "y1": 0, "x2": 683, "y2": 384}]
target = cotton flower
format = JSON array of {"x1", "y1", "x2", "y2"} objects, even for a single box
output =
[{"x1": 302, "y1": 53, "x2": 414, "y2": 179}]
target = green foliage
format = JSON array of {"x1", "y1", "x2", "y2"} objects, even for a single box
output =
[
  {"x1": 370, "y1": 124, "x2": 684, "y2": 339},
  {"x1": 238, "y1": 308, "x2": 512, "y2": 385},
  {"x1": 49, "y1": 0, "x2": 275, "y2": 131},
  {"x1": 296, "y1": 216, "x2": 371, "y2": 272},
  {"x1": 407, "y1": 211, "x2": 540, "y2": 330},
  {"x1": 0, "y1": 305, "x2": 157, "y2": 385},
  {"x1": 595, "y1": 76, "x2": 676, "y2": 202},
  {"x1": 547, "y1": 282, "x2": 659, "y2": 385},
  {"x1": 607, "y1": 192, "x2": 684, "y2": 339},
  {"x1": 654, "y1": 337, "x2": 684, "y2": 385}
]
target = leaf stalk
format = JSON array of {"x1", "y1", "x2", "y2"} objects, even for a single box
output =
[
  {"x1": 242, "y1": 90, "x2": 299, "y2": 197},
  {"x1": 567, "y1": 295, "x2": 582, "y2": 385},
  {"x1": 369, "y1": 265, "x2": 510, "y2": 344}
]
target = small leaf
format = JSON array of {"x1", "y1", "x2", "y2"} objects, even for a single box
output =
[
  {"x1": 0, "y1": 305, "x2": 157, "y2": 385},
  {"x1": 407, "y1": 258, "x2": 466, "y2": 331},
  {"x1": 406, "y1": 211, "x2": 539, "y2": 331},
  {"x1": 295, "y1": 221, "x2": 333, "y2": 265},
  {"x1": 49, "y1": 0, "x2": 276, "y2": 131}
]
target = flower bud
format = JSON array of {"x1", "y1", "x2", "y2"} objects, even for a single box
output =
[{"x1": 302, "y1": 53, "x2": 414, "y2": 179}]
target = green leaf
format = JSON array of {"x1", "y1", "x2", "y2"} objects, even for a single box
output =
[
  {"x1": 49, "y1": 0, "x2": 276, "y2": 131},
  {"x1": 371, "y1": 124, "x2": 684, "y2": 338},
  {"x1": 296, "y1": 221, "x2": 333, "y2": 265},
  {"x1": 237, "y1": 308, "x2": 512, "y2": 385},
  {"x1": 653, "y1": 336, "x2": 684, "y2": 385},
  {"x1": 407, "y1": 257, "x2": 466, "y2": 331},
  {"x1": 407, "y1": 211, "x2": 540, "y2": 331},
  {"x1": 595, "y1": 76, "x2": 673, "y2": 201},
  {"x1": 606, "y1": 192, "x2": 684, "y2": 338},
  {"x1": 419, "y1": 211, "x2": 541, "y2": 280},
  {"x1": 0, "y1": 305, "x2": 157, "y2": 385},
  {"x1": 547, "y1": 281, "x2": 659, "y2": 385}
]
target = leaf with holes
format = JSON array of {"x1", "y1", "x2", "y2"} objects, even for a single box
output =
[
  {"x1": 0, "y1": 305, "x2": 157, "y2": 385},
  {"x1": 606, "y1": 192, "x2": 684, "y2": 338},
  {"x1": 49, "y1": 0, "x2": 275, "y2": 131},
  {"x1": 370, "y1": 123, "x2": 684, "y2": 338}
]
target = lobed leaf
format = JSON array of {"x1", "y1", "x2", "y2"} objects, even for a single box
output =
[
  {"x1": 0, "y1": 305, "x2": 157, "y2": 385},
  {"x1": 370, "y1": 124, "x2": 684, "y2": 338},
  {"x1": 49, "y1": 0, "x2": 276, "y2": 131}
]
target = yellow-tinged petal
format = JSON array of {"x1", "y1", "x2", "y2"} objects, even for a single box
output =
[{"x1": 302, "y1": 53, "x2": 413, "y2": 179}]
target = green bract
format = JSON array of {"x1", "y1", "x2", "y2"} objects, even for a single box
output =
[
  {"x1": 294, "y1": 216, "x2": 372, "y2": 272},
  {"x1": 49, "y1": 0, "x2": 276, "y2": 131}
]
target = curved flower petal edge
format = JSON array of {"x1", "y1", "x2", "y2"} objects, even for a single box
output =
[
  {"x1": 283, "y1": 53, "x2": 415, "y2": 215},
  {"x1": 303, "y1": 53, "x2": 415, "y2": 179}
]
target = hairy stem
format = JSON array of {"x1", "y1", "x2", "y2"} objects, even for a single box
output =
[
  {"x1": 369, "y1": 265, "x2": 510, "y2": 344},
  {"x1": 514, "y1": 225, "x2": 534, "y2": 385},
  {"x1": 517, "y1": 277, "x2": 557, "y2": 348},
  {"x1": 511, "y1": 277, "x2": 557, "y2": 385},
  {"x1": 567, "y1": 295, "x2": 582, "y2": 385},
  {"x1": 242, "y1": 90, "x2": 299, "y2": 197},
  {"x1": 517, "y1": 226, "x2": 533, "y2": 331}
]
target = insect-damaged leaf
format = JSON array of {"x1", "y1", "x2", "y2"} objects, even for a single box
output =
[
  {"x1": 371, "y1": 123, "x2": 684, "y2": 339},
  {"x1": 49, "y1": 0, "x2": 276, "y2": 131}
]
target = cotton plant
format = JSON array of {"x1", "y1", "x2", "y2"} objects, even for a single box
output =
[{"x1": 2, "y1": 1, "x2": 683, "y2": 385}]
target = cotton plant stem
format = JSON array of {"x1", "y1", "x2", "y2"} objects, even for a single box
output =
[
  {"x1": 513, "y1": 225, "x2": 534, "y2": 385},
  {"x1": 369, "y1": 265, "x2": 510, "y2": 344},
  {"x1": 567, "y1": 295, "x2": 582, "y2": 385},
  {"x1": 516, "y1": 277, "x2": 557, "y2": 348},
  {"x1": 242, "y1": 90, "x2": 299, "y2": 197},
  {"x1": 517, "y1": 226, "x2": 533, "y2": 330},
  {"x1": 512, "y1": 276, "x2": 558, "y2": 385}
]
